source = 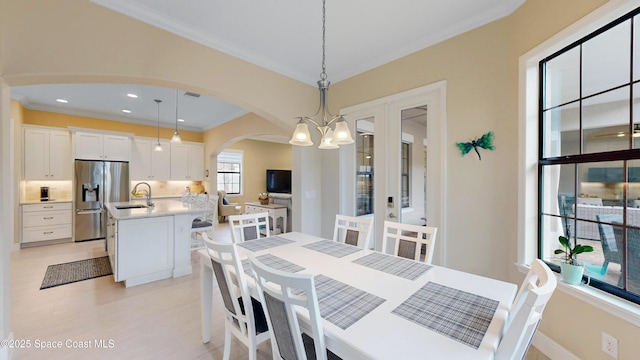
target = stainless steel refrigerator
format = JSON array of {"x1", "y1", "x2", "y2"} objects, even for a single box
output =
[{"x1": 74, "y1": 160, "x2": 129, "y2": 242}]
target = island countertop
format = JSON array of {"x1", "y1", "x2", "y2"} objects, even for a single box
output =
[{"x1": 105, "y1": 198, "x2": 211, "y2": 220}]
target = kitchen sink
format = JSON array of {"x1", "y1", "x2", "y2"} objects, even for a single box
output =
[{"x1": 115, "y1": 204, "x2": 148, "y2": 210}]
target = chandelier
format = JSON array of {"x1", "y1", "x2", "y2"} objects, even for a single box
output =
[{"x1": 288, "y1": 0, "x2": 354, "y2": 149}]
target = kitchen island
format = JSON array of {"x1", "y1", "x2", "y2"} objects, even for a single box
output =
[{"x1": 105, "y1": 198, "x2": 211, "y2": 287}]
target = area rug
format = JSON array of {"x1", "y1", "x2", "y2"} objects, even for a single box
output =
[{"x1": 40, "y1": 256, "x2": 112, "y2": 290}]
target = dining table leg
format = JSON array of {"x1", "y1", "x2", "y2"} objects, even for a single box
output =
[{"x1": 201, "y1": 254, "x2": 213, "y2": 343}]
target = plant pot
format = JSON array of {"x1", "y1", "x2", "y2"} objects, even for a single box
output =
[
  {"x1": 560, "y1": 262, "x2": 584, "y2": 285},
  {"x1": 259, "y1": 199, "x2": 269, "y2": 205}
]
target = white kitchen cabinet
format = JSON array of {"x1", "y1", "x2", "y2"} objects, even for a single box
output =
[
  {"x1": 106, "y1": 212, "x2": 117, "y2": 273},
  {"x1": 114, "y1": 215, "x2": 174, "y2": 287},
  {"x1": 21, "y1": 202, "x2": 72, "y2": 245},
  {"x1": 74, "y1": 131, "x2": 131, "y2": 161},
  {"x1": 23, "y1": 127, "x2": 72, "y2": 180},
  {"x1": 130, "y1": 137, "x2": 171, "y2": 180},
  {"x1": 170, "y1": 142, "x2": 205, "y2": 180}
]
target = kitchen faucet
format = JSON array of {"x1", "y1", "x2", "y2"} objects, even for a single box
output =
[{"x1": 133, "y1": 182, "x2": 153, "y2": 207}]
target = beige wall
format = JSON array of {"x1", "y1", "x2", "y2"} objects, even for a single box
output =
[
  {"x1": 2, "y1": 0, "x2": 639, "y2": 358},
  {"x1": 224, "y1": 139, "x2": 291, "y2": 207},
  {"x1": 0, "y1": 0, "x2": 315, "y2": 130},
  {"x1": 329, "y1": 0, "x2": 632, "y2": 358},
  {"x1": 10, "y1": 99, "x2": 24, "y2": 244},
  {"x1": 201, "y1": 112, "x2": 291, "y2": 195},
  {"x1": 23, "y1": 108, "x2": 203, "y2": 142}
]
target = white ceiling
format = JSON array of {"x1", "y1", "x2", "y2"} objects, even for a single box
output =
[{"x1": 10, "y1": 0, "x2": 525, "y2": 132}]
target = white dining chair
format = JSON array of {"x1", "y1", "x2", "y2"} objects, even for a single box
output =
[
  {"x1": 381, "y1": 221, "x2": 437, "y2": 264},
  {"x1": 202, "y1": 233, "x2": 270, "y2": 360},
  {"x1": 228, "y1": 212, "x2": 270, "y2": 243},
  {"x1": 494, "y1": 259, "x2": 557, "y2": 360},
  {"x1": 332, "y1": 214, "x2": 373, "y2": 249},
  {"x1": 248, "y1": 254, "x2": 341, "y2": 360},
  {"x1": 190, "y1": 195, "x2": 217, "y2": 250}
]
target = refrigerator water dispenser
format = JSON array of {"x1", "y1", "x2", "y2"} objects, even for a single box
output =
[{"x1": 82, "y1": 183, "x2": 100, "y2": 202}]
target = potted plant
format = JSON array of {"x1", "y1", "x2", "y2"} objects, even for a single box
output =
[
  {"x1": 554, "y1": 235, "x2": 594, "y2": 284},
  {"x1": 258, "y1": 192, "x2": 270, "y2": 205}
]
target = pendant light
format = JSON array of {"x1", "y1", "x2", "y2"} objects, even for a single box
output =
[
  {"x1": 288, "y1": 0, "x2": 354, "y2": 149},
  {"x1": 154, "y1": 99, "x2": 163, "y2": 152},
  {"x1": 171, "y1": 89, "x2": 182, "y2": 143}
]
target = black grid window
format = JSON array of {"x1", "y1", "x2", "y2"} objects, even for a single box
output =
[
  {"x1": 539, "y1": 7, "x2": 640, "y2": 304},
  {"x1": 401, "y1": 142, "x2": 410, "y2": 208},
  {"x1": 217, "y1": 151, "x2": 242, "y2": 195}
]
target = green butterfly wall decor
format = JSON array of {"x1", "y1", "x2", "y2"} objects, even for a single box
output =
[{"x1": 456, "y1": 131, "x2": 495, "y2": 160}]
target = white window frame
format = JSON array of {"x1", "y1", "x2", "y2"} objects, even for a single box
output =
[
  {"x1": 217, "y1": 150, "x2": 243, "y2": 195},
  {"x1": 519, "y1": 0, "x2": 640, "y2": 325}
]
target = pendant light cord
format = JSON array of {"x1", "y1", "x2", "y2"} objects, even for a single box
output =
[
  {"x1": 320, "y1": 0, "x2": 327, "y2": 81},
  {"x1": 175, "y1": 89, "x2": 179, "y2": 133},
  {"x1": 155, "y1": 99, "x2": 161, "y2": 143}
]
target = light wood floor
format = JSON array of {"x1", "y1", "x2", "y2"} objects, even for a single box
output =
[
  {"x1": 10, "y1": 223, "x2": 548, "y2": 360},
  {"x1": 9, "y1": 223, "x2": 272, "y2": 360}
]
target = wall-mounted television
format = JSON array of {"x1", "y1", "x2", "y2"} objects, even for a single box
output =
[{"x1": 266, "y1": 169, "x2": 292, "y2": 194}]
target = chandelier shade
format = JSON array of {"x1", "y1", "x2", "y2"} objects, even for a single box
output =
[
  {"x1": 288, "y1": 0, "x2": 354, "y2": 149},
  {"x1": 332, "y1": 117, "x2": 354, "y2": 145},
  {"x1": 289, "y1": 118, "x2": 313, "y2": 146},
  {"x1": 318, "y1": 128, "x2": 339, "y2": 149}
]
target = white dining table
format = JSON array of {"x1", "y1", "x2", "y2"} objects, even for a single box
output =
[{"x1": 199, "y1": 232, "x2": 517, "y2": 360}]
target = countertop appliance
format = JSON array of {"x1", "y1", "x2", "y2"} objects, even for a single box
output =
[
  {"x1": 40, "y1": 186, "x2": 49, "y2": 201},
  {"x1": 74, "y1": 160, "x2": 129, "y2": 242}
]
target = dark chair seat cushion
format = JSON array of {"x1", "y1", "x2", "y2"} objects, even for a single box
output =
[
  {"x1": 238, "y1": 296, "x2": 269, "y2": 334},
  {"x1": 192, "y1": 219, "x2": 212, "y2": 228},
  {"x1": 302, "y1": 333, "x2": 342, "y2": 360}
]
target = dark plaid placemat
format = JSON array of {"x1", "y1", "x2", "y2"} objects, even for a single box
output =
[
  {"x1": 295, "y1": 274, "x2": 385, "y2": 330},
  {"x1": 302, "y1": 240, "x2": 363, "y2": 258},
  {"x1": 352, "y1": 252, "x2": 432, "y2": 280},
  {"x1": 236, "y1": 236, "x2": 294, "y2": 252},
  {"x1": 241, "y1": 254, "x2": 305, "y2": 276},
  {"x1": 391, "y1": 282, "x2": 499, "y2": 349}
]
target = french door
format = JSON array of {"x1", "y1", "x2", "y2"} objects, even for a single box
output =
[{"x1": 340, "y1": 82, "x2": 447, "y2": 264}]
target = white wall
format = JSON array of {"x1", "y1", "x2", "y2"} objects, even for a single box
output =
[{"x1": 0, "y1": 79, "x2": 14, "y2": 358}]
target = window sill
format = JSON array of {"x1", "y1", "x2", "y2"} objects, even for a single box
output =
[{"x1": 516, "y1": 263, "x2": 640, "y2": 327}]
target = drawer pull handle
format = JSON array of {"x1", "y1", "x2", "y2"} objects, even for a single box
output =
[
  {"x1": 44, "y1": 206, "x2": 54, "y2": 209},
  {"x1": 43, "y1": 217, "x2": 54, "y2": 220},
  {"x1": 43, "y1": 231, "x2": 54, "y2": 234}
]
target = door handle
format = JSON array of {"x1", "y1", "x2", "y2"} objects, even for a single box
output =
[
  {"x1": 76, "y1": 209, "x2": 103, "y2": 215},
  {"x1": 389, "y1": 213, "x2": 397, "y2": 219}
]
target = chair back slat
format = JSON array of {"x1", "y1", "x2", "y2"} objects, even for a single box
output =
[
  {"x1": 263, "y1": 291, "x2": 299, "y2": 360},
  {"x1": 381, "y1": 221, "x2": 437, "y2": 264},
  {"x1": 189, "y1": 195, "x2": 217, "y2": 250},
  {"x1": 229, "y1": 212, "x2": 270, "y2": 243},
  {"x1": 333, "y1": 214, "x2": 373, "y2": 249},
  {"x1": 495, "y1": 259, "x2": 557, "y2": 360},
  {"x1": 248, "y1": 254, "x2": 328, "y2": 360},
  {"x1": 202, "y1": 233, "x2": 271, "y2": 359},
  {"x1": 202, "y1": 234, "x2": 253, "y2": 336}
]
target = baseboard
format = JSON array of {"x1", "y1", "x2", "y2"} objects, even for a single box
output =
[
  {"x1": 0, "y1": 332, "x2": 14, "y2": 360},
  {"x1": 532, "y1": 331, "x2": 580, "y2": 360},
  {"x1": 173, "y1": 265, "x2": 192, "y2": 278}
]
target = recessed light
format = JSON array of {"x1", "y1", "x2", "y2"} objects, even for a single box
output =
[
  {"x1": 122, "y1": 109, "x2": 132, "y2": 114},
  {"x1": 126, "y1": 93, "x2": 138, "y2": 98},
  {"x1": 178, "y1": 118, "x2": 185, "y2": 122},
  {"x1": 56, "y1": 99, "x2": 68, "y2": 103}
]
